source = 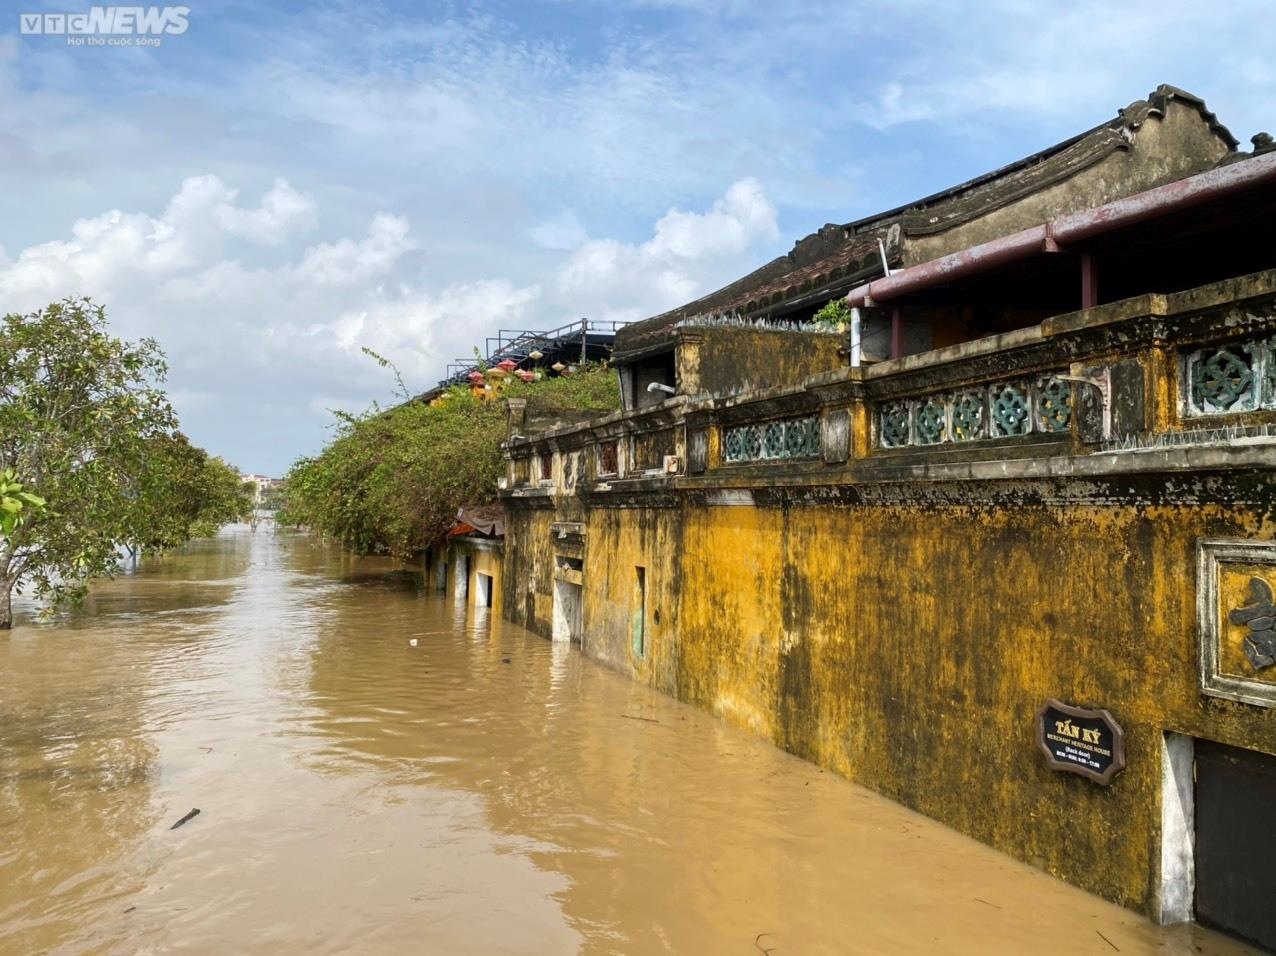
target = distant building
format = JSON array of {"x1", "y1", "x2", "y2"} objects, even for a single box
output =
[{"x1": 240, "y1": 473, "x2": 282, "y2": 507}]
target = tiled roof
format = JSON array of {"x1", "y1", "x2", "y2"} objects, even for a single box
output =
[
  {"x1": 613, "y1": 224, "x2": 892, "y2": 358},
  {"x1": 612, "y1": 84, "x2": 1237, "y2": 361}
]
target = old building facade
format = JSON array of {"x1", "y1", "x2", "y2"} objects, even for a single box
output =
[{"x1": 498, "y1": 86, "x2": 1276, "y2": 944}]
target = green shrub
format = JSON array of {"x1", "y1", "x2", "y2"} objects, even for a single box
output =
[{"x1": 281, "y1": 364, "x2": 619, "y2": 557}]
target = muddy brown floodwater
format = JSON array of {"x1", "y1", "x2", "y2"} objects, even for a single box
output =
[{"x1": 0, "y1": 529, "x2": 1260, "y2": 955}]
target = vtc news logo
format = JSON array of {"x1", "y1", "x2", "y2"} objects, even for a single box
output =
[{"x1": 19, "y1": 6, "x2": 190, "y2": 44}]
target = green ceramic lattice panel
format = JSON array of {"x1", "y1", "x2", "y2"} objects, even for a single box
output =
[
  {"x1": 1190, "y1": 345, "x2": 1257, "y2": 414},
  {"x1": 1037, "y1": 379, "x2": 1073, "y2": 433},
  {"x1": 880, "y1": 403, "x2": 910, "y2": 447},
  {"x1": 951, "y1": 391, "x2": 985, "y2": 442},
  {"x1": 915, "y1": 399, "x2": 947, "y2": 445},
  {"x1": 722, "y1": 416, "x2": 822, "y2": 463},
  {"x1": 990, "y1": 383, "x2": 1031, "y2": 437}
]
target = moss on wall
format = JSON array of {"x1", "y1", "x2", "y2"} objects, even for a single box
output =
[
  {"x1": 581, "y1": 507, "x2": 681, "y2": 693},
  {"x1": 574, "y1": 492, "x2": 1276, "y2": 916},
  {"x1": 501, "y1": 506, "x2": 556, "y2": 638},
  {"x1": 503, "y1": 487, "x2": 1276, "y2": 909},
  {"x1": 678, "y1": 326, "x2": 845, "y2": 400}
]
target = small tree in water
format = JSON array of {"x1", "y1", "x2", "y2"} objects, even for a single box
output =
[{"x1": 0, "y1": 299, "x2": 240, "y2": 629}]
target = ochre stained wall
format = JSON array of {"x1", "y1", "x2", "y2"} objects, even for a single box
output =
[
  {"x1": 502, "y1": 506, "x2": 556, "y2": 638},
  {"x1": 453, "y1": 541, "x2": 504, "y2": 614},
  {"x1": 583, "y1": 495, "x2": 1276, "y2": 915},
  {"x1": 581, "y1": 507, "x2": 681, "y2": 695},
  {"x1": 678, "y1": 327, "x2": 845, "y2": 400}
]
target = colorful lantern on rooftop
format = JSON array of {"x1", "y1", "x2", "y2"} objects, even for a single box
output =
[
  {"x1": 516, "y1": 370, "x2": 535, "y2": 383},
  {"x1": 551, "y1": 361, "x2": 566, "y2": 372},
  {"x1": 467, "y1": 371, "x2": 485, "y2": 385},
  {"x1": 497, "y1": 359, "x2": 518, "y2": 372},
  {"x1": 529, "y1": 349, "x2": 544, "y2": 361}
]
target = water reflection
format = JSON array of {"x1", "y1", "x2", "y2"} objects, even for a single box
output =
[{"x1": 0, "y1": 528, "x2": 1261, "y2": 955}]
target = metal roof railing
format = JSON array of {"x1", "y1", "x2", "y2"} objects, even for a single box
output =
[{"x1": 438, "y1": 318, "x2": 628, "y2": 388}]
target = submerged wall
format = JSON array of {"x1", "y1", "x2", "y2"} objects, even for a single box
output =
[
  {"x1": 501, "y1": 269, "x2": 1276, "y2": 919},
  {"x1": 501, "y1": 503, "x2": 555, "y2": 638},
  {"x1": 425, "y1": 537, "x2": 506, "y2": 614},
  {"x1": 670, "y1": 492, "x2": 1276, "y2": 912}
]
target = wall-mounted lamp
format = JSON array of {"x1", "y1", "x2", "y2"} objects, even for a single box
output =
[{"x1": 646, "y1": 382, "x2": 677, "y2": 395}]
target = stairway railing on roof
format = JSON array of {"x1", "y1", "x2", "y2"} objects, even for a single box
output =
[{"x1": 439, "y1": 318, "x2": 628, "y2": 388}]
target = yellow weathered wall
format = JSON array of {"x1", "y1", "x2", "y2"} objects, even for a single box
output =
[
  {"x1": 582, "y1": 507, "x2": 681, "y2": 696},
  {"x1": 678, "y1": 327, "x2": 845, "y2": 399},
  {"x1": 501, "y1": 507, "x2": 557, "y2": 638},
  {"x1": 584, "y1": 496, "x2": 1276, "y2": 915},
  {"x1": 462, "y1": 543, "x2": 504, "y2": 614},
  {"x1": 503, "y1": 269, "x2": 1276, "y2": 919}
]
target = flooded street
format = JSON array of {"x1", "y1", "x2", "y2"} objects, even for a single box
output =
[{"x1": 0, "y1": 528, "x2": 1257, "y2": 955}]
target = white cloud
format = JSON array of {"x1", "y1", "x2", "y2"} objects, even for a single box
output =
[
  {"x1": 310, "y1": 279, "x2": 542, "y2": 381},
  {"x1": 0, "y1": 208, "x2": 188, "y2": 302},
  {"x1": 856, "y1": 0, "x2": 1276, "y2": 135},
  {"x1": 293, "y1": 213, "x2": 414, "y2": 287},
  {"x1": 555, "y1": 177, "x2": 777, "y2": 321},
  {"x1": 528, "y1": 211, "x2": 588, "y2": 251},
  {"x1": 0, "y1": 172, "x2": 782, "y2": 470},
  {"x1": 215, "y1": 178, "x2": 318, "y2": 246},
  {"x1": 648, "y1": 179, "x2": 777, "y2": 259},
  {"x1": 0, "y1": 175, "x2": 322, "y2": 306}
]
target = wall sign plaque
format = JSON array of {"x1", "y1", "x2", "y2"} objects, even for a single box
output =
[
  {"x1": 1036, "y1": 699, "x2": 1126, "y2": 785},
  {"x1": 1198, "y1": 539, "x2": 1276, "y2": 708}
]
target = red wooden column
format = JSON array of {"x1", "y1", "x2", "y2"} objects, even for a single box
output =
[{"x1": 1081, "y1": 252, "x2": 1098, "y2": 309}]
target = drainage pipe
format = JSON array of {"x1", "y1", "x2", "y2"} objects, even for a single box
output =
[{"x1": 849, "y1": 306, "x2": 863, "y2": 367}]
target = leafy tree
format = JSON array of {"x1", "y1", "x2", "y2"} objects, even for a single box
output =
[
  {"x1": 0, "y1": 299, "x2": 243, "y2": 628},
  {"x1": 0, "y1": 470, "x2": 46, "y2": 538},
  {"x1": 282, "y1": 364, "x2": 619, "y2": 557},
  {"x1": 124, "y1": 434, "x2": 254, "y2": 552}
]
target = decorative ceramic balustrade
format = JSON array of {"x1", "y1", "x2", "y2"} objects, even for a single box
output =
[
  {"x1": 1184, "y1": 335, "x2": 1276, "y2": 417},
  {"x1": 722, "y1": 414, "x2": 821, "y2": 463},
  {"x1": 878, "y1": 375, "x2": 1074, "y2": 448}
]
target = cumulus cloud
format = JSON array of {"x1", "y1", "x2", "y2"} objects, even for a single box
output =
[
  {"x1": 313, "y1": 279, "x2": 541, "y2": 380},
  {"x1": 293, "y1": 214, "x2": 414, "y2": 287},
  {"x1": 0, "y1": 172, "x2": 779, "y2": 471},
  {"x1": 0, "y1": 209, "x2": 187, "y2": 302},
  {"x1": 555, "y1": 177, "x2": 778, "y2": 322},
  {"x1": 214, "y1": 178, "x2": 318, "y2": 245},
  {"x1": 528, "y1": 211, "x2": 588, "y2": 251},
  {"x1": 0, "y1": 176, "x2": 321, "y2": 306}
]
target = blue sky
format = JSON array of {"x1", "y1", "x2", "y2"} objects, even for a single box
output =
[{"x1": 3, "y1": 0, "x2": 1273, "y2": 474}]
